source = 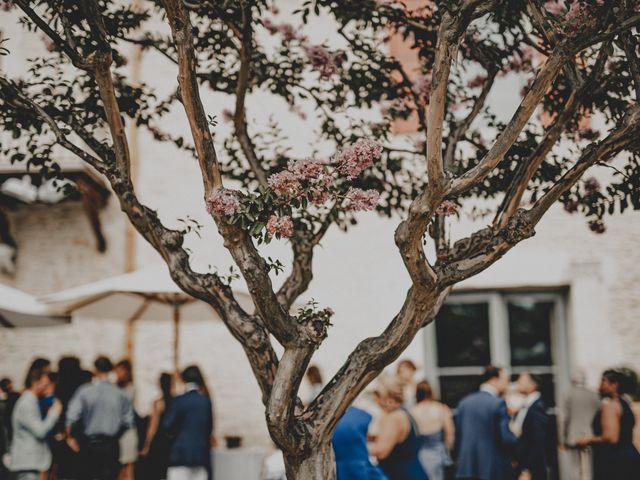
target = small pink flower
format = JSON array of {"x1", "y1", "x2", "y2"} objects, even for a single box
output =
[
  {"x1": 467, "y1": 74, "x2": 487, "y2": 89},
  {"x1": 344, "y1": 188, "x2": 380, "y2": 211},
  {"x1": 266, "y1": 215, "x2": 294, "y2": 238},
  {"x1": 222, "y1": 109, "x2": 234, "y2": 123},
  {"x1": 564, "y1": 199, "x2": 579, "y2": 213},
  {"x1": 544, "y1": 0, "x2": 566, "y2": 15},
  {"x1": 336, "y1": 139, "x2": 383, "y2": 179},
  {"x1": 1, "y1": 1, "x2": 15, "y2": 11},
  {"x1": 310, "y1": 188, "x2": 331, "y2": 205},
  {"x1": 303, "y1": 44, "x2": 340, "y2": 79},
  {"x1": 41, "y1": 35, "x2": 56, "y2": 52},
  {"x1": 413, "y1": 74, "x2": 432, "y2": 98},
  {"x1": 288, "y1": 157, "x2": 325, "y2": 181},
  {"x1": 268, "y1": 170, "x2": 301, "y2": 197},
  {"x1": 583, "y1": 177, "x2": 600, "y2": 193},
  {"x1": 206, "y1": 190, "x2": 241, "y2": 217},
  {"x1": 564, "y1": 1, "x2": 597, "y2": 37},
  {"x1": 436, "y1": 200, "x2": 458, "y2": 217}
]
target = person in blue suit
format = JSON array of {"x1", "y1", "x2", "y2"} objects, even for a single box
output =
[
  {"x1": 454, "y1": 366, "x2": 517, "y2": 480},
  {"x1": 163, "y1": 366, "x2": 213, "y2": 480},
  {"x1": 333, "y1": 405, "x2": 388, "y2": 480},
  {"x1": 513, "y1": 373, "x2": 548, "y2": 480}
]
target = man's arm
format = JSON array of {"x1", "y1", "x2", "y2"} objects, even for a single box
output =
[
  {"x1": 18, "y1": 395, "x2": 61, "y2": 440},
  {"x1": 120, "y1": 394, "x2": 135, "y2": 435}
]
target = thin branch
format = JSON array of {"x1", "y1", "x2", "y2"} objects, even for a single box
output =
[
  {"x1": 233, "y1": 1, "x2": 269, "y2": 188},
  {"x1": 450, "y1": 46, "x2": 569, "y2": 196},
  {"x1": 575, "y1": 13, "x2": 640, "y2": 51},
  {"x1": 162, "y1": 0, "x2": 223, "y2": 195},
  {"x1": 14, "y1": 0, "x2": 88, "y2": 69}
]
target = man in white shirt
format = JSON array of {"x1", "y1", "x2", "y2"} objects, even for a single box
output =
[
  {"x1": 9, "y1": 364, "x2": 62, "y2": 480},
  {"x1": 514, "y1": 373, "x2": 548, "y2": 480}
]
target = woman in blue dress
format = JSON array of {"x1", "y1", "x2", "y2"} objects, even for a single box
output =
[
  {"x1": 333, "y1": 406, "x2": 388, "y2": 480},
  {"x1": 369, "y1": 376, "x2": 428, "y2": 480},
  {"x1": 410, "y1": 381, "x2": 454, "y2": 480},
  {"x1": 576, "y1": 369, "x2": 640, "y2": 480}
]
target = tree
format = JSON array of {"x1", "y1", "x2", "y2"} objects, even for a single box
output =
[{"x1": 1, "y1": 0, "x2": 640, "y2": 477}]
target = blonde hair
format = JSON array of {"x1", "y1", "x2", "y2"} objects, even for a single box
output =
[{"x1": 376, "y1": 374, "x2": 405, "y2": 404}]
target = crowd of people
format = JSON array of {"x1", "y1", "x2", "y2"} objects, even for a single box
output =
[
  {"x1": 0, "y1": 356, "x2": 214, "y2": 480},
  {"x1": 331, "y1": 360, "x2": 640, "y2": 480}
]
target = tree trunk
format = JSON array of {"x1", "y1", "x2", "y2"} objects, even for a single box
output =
[{"x1": 283, "y1": 440, "x2": 336, "y2": 480}]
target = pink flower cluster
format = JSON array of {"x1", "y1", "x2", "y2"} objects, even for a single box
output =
[
  {"x1": 268, "y1": 157, "x2": 330, "y2": 202},
  {"x1": 544, "y1": 0, "x2": 566, "y2": 15},
  {"x1": 205, "y1": 190, "x2": 241, "y2": 217},
  {"x1": 288, "y1": 157, "x2": 325, "y2": 180},
  {"x1": 436, "y1": 200, "x2": 458, "y2": 217},
  {"x1": 263, "y1": 19, "x2": 306, "y2": 43},
  {"x1": 413, "y1": 74, "x2": 432, "y2": 98},
  {"x1": 588, "y1": 219, "x2": 606, "y2": 234},
  {"x1": 268, "y1": 170, "x2": 301, "y2": 197},
  {"x1": 345, "y1": 188, "x2": 380, "y2": 211},
  {"x1": 303, "y1": 45, "x2": 344, "y2": 79},
  {"x1": 583, "y1": 177, "x2": 600, "y2": 193},
  {"x1": 564, "y1": 1, "x2": 598, "y2": 37},
  {"x1": 336, "y1": 139, "x2": 383, "y2": 179},
  {"x1": 222, "y1": 108, "x2": 234, "y2": 123},
  {"x1": 266, "y1": 215, "x2": 294, "y2": 238},
  {"x1": 1, "y1": 1, "x2": 15, "y2": 12},
  {"x1": 467, "y1": 74, "x2": 487, "y2": 89}
]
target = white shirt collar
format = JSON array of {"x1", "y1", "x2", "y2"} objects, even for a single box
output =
[
  {"x1": 480, "y1": 383, "x2": 500, "y2": 397},
  {"x1": 524, "y1": 391, "x2": 541, "y2": 408},
  {"x1": 185, "y1": 382, "x2": 199, "y2": 392}
]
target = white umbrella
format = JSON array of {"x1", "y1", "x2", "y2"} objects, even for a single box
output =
[
  {"x1": 40, "y1": 264, "x2": 252, "y2": 372},
  {"x1": 0, "y1": 283, "x2": 71, "y2": 328}
]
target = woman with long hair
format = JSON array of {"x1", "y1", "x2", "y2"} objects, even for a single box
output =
[
  {"x1": 576, "y1": 368, "x2": 640, "y2": 479},
  {"x1": 410, "y1": 381, "x2": 453, "y2": 480},
  {"x1": 369, "y1": 376, "x2": 428, "y2": 480},
  {"x1": 140, "y1": 372, "x2": 173, "y2": 479}
]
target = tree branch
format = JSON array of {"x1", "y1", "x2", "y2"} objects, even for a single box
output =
[
  {"x1": 161, "y1": 0, "x2": 223, "y2": 195},
  {"x1": 233, "y1": 1, "x2": 269, "y2": 188},
  {"x1": 450, "y1": 46, "x2": 569, "y2": 196}
]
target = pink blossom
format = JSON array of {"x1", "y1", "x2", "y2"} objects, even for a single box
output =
[
  {"x1": 41, "y1": 35, "x2": 56, "y2": 52},
  {"x1": 288, "y1": 157, "x2": 325, "y2": 180},
  {"x1": 413, "y1": 74, "x2": 432, "y2": 98},
  {"x1": 544, "y1": 0, "x2": 566, "y2": 15},
  {"x1": 436, "y1": 200, "x2": 458, "y2": 217},
  {"x1": 310, "y1": 188, "x2": 331, "y2": 205},
  {"x1": 206, "y1": 190, "x2": 241, "y2": 217},
  {"x1": 583, "y1": 177, "x2": 600, "y2": 193},
  {"x1": 564, "y1": 199, "x2": 579, "y2": 213},
  {"x1": 336, "y1": 139, "x2": 383, "y2": 179},
  {"x1": 268, "y1": 170, "x2": 301, "y2": 197},
  {"x1": 467, "y1": 74, "x2": 487, "y2": 89},
  {"x1": 266, "y1": 215, "x2": 294, "y2": 238},
  {"x1": 263, "y1": 19, "x2": 304, "y2": 43},
  {"x1": 564, "y1": 1, "x2": 597, "y2": 37},
  {"x1": 303, "y1": 44, "x2": 340, "y2": 79},
  {"x1": 1, "y1": 1, "x2": 15, "y2": 11},
  {"x1": 344, "y1": 188, "x2": 380, "y2": 211},
  {"x1": 222, "y1": 109, "x2": 234, "y2": 123}
]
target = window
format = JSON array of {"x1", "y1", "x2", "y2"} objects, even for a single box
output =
[{"x1": 423, "y1": 291, "x2": 569, "y2": 409}]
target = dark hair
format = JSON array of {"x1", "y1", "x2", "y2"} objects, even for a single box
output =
[
  {"x1": 306, "y1": 365, "x2": 323, "y2": 385},
  {"x1": 603, "y1": 368, "x2": 639, "y2": 395},
  {"x1": 398, "y1": 359, "x2": 417, "y2": 371},
  {"x1": 25, "y1": 366, "x2": 50, "y2": 388},
  {"x1": 160, "y1": 372, "x2": 172, "y2": 401},
  {"x1": 80, "y1": 370, "x2": 93, "y2": 384},
  {"x1": 115, "y1": 359, "x2": 133, "y2": 385},
  {"x1": 0, "y1": 377, "x2": 13, "y2": 393},
  {"x1": 56, "y1": 356, "x2": 84, "y2": 407},
  {"x1": 181, "y1": 365, "x2": 207, "y2": 390},
  {"x1": 528, "y1": 373, "x2": 543, "y2": 389},
  {"x1": 416, "y1": 380, "x2": 434, "y2": 403},
  {"x1": 480, "y1": 365, "x2": 503, "y2": 385},
  {"x1": 94, "y1": 356, "x2": 113, "y2": 373},
  {"x1": 24, "y1": 358, "x2": 51, "y2": 388}
]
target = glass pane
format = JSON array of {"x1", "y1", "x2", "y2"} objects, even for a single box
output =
[
  {"x1": 508, "y1": 299, "x2": 554, "y2": 366},
  {"x1": 435, "y1": 303, "x2": 490, "y2": 367},
  {"x1": 438, "y1": 375, "x2": 481, "y2": 408}
]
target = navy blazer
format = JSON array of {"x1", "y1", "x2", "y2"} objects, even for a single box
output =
[
  {"x1": 516, "y1": 398, "x2": 548, "y2": 480},
  {"x1": 162, "y1": 390, "x2": 213, "y2": 467},
  {"x1": 454, "y1": 390, "x2": 518, "y2": 480}
]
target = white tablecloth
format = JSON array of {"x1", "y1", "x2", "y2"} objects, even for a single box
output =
[{"x1": 211, "y1": 447, "x2": 269, "y2": 480}]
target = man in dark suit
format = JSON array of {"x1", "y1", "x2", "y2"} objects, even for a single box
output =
[
  {"x1": 455, "y1": 366, "x2": 518, "y2": 480},
  {"x1": 513, "y1": 372, "x2": 548, "y2": 480},
  {"x1": 163, "y1": 365, "x2": 214, "y2": 480}
]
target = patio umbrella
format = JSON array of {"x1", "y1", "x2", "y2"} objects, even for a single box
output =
[
  {"x1": 0, "y1": 283, "x2": 71, "y2": 328},
  {"x1": 40, "y1": 264, "x2": 252, "y2": 372}
]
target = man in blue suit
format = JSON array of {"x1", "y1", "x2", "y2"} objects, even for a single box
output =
[
  {"x1": 454, "y1": 366, "x2": 518, "y2": 480},
  {"x1": 513, "y1": 373, "x2": 548, "y2": 480},
  {"x1": 163, "y1": 365, "x2": 214, "y2": 480}
]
